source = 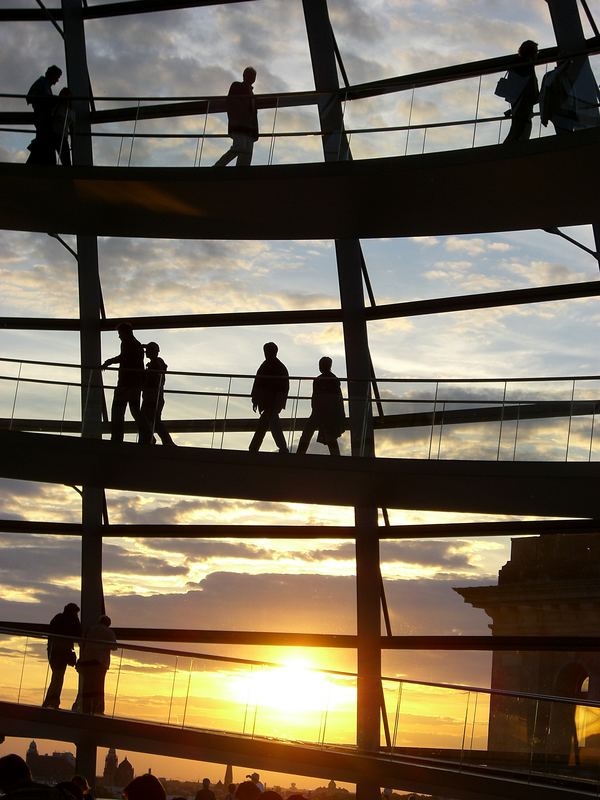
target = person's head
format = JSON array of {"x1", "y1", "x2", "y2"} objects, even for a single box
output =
[
  {"x1": 45, "y1": 65, "x2": 62, "y2": 84},
  {"x1": 243, "y1": 66, "x2": 257, "y2": 86},
  {"x1": 145, "y1": 341, "x2": 160, "y2": 359},
  {"x1": 58, "y1": 86, "x2": 72, "y2": 99},
  {"x1": 123, "y1": 773, "x2": 166, "y2": 800},
  {"x1": 518, "y1": 40, "x2": 538, "y2": 60},
  {"x1": 236, "y1": 781, "x2": 261, "y2": 800},
  {"x1": 98, "y1": 614, "x2": 111, "y2": 627},
  {"x1": 71, "y1": 775, "x2": 91, "y2": 795},
  {"x1": 203, "y1": 778, "x2": 211, "y2": 788},
  {"x1": 263, "y1": 342, "x2": 278, "y2": 358},
  {"x1": 117, "y1": 321, "x2": 134, "y2": 340},
  {"x1": 318, "y1": 356, "x2": 332, "y2": 373},
  {"x1": 64, "y1": 602, "x2": 80, "y2": 616},
  {"x1": 0, "y1": 754, "x2": 31, "y2": 791}
]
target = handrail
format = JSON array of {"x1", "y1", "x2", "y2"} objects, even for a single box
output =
[
  {"x1": 2, "y1": 624, "x2": 598, "y2": 710},
  {"x1": 2, "y1": 355, "x2": 600, "y2": 384}
]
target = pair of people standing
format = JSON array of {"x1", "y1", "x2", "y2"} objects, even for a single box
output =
[
  {"x1": 249, "y1": 342, "x2": 345, "y2": 456},
  {"x1": 102, "y1": 322, "x2": 174, "y2": 445},
  {"x1": 42, "y1": 605, "x2": 117, "y2": 715}
]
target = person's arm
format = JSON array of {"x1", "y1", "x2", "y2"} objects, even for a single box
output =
[{"x1": 102, "y1": 354, "x2": 120, "y2": 369}]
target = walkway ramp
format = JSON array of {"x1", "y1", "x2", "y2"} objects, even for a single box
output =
[
  {"x1": 1, "y1": 430, "x2": 600, "y2": 516},
  {"x1": 0, "y1": 700, "x2": 592, "y2": 800},
  {"x1": 1, "y1": 129, "x2": 599, "y2": 240}
]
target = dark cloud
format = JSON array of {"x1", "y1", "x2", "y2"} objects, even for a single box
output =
[{"x1": 301, "y1": 540, "x2": 473, "y2": 570}]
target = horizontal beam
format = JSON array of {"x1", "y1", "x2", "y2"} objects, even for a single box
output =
[
  {"x1": 3, "y1": 280, "x2": 600, "y2": 332},
  {"x1": 2, "y1": 621, "x2": 600, "y2": 651},
  {"x1": 0, "y1": 517, "x2": 597, "y2": 538},
  {"x1": 0, "y1": 0, "x2": 255, "y2": 22},
  {"x1": 2, "y1": 129, "x2": 599, "y2": 240}
]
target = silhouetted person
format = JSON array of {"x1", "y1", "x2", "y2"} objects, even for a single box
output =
[
  {"x1": 52, "y1": 87, "x2": 74, "y2": 166},
  {"x1": 102, "y1": 322, "x2": 145, "y2": 442},
  {"x1": 235, "y1": 781, "x2": 262, "y2": 800},
  {"x1": 0, "y1": 754, "x2": 62, "y2": 798},
  {"x1": 26, "y1": 65, "x2": 62, "y2": 166},
  {"x1": 249, "y1": 342, "x2": 289, "y2": 453},
  {"x1": 214, "y1": 67, "x2": 258, "y2": 166},
  {"x1": 195, "y1": 778, "x2": 216, "y2": 800},
  {"x1": 124, "y1": 774, "x2": 166, "y2": 800},
  {"x1": 140, "y1": 341, "x2": 175, "y2": 446},
  {"x1": 539, "y1": 57, "x2": 600, "y2": 135},
  {"x1": 42, "y1": 602, "x2": 81, "y2": 709},
  {"x1": 77, "y1": 615, "x2": 117, "y2": 714},
  {"x1": 503, "y1": 40, "x2": 539, "y2": 143},
  {"x1": 246, "y1": 773, "x2": 264, "y2": 793},
  {"x1": 225, "y1": 783, "x2": 237, "y2": 800},
  {"x1": 296, "y1": 357, "x2": 345, "y2": 456}
]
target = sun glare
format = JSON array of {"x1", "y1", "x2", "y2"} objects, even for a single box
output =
[{"x1": 231, "y1": 656, "x2": 351, "y2": 715}]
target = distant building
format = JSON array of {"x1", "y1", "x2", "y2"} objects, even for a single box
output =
[
  {"x1": 103, "y1": 747, "x2": 134, "y2": 787},
  {"x1": 114, "y1": 756, "x2": 134, "y2": 787},
  {"x1": 103, "y1": 747, "x2": 118, "y2": 786},
  {"x1": 456, "y1": 534, "x2": 600, "y2": 767},
  {"x1": 26, "y1": 740, "x2": 75, "y2": 783}
]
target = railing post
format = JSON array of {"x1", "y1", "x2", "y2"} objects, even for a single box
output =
[{"x1": 9, "y1": 362, "x2": 22, "y2": 431}]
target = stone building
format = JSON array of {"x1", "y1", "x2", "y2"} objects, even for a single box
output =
[{"x1": 456, "y1": 534, "x2": 600, "y2": 766}]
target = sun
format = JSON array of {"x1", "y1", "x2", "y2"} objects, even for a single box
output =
[{"x1": 230, "y1": 656, "x2": 350, "y2": 715}]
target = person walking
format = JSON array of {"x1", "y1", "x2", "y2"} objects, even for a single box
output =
[
  {"x1": 249, "y1": 342, "x2": 289, "y2": 453},
  {"x1": 214, "y1": 67, "x2": 259, "y2": 166},
  {"x1": 42, "y1": 602, "x2": 81, "y2": 710},
  {"x1": 77, "y1": 615, "x2": 117, "y2": 714},
  {"x1": 296, "y1": 357, "x2": 345, "y2": 456},
  {"x1": 140, "y1": 341, "x2": 175, "y2": 445},
  {"x1": 26, "y1": 65, "x2": 62, "y2": 165},
  {"x1": 102, "y1": 322, "x2": 145, "y2": 442},
  {"x1": 502, "y1": 40, "x2": 539, "y2": 143}
]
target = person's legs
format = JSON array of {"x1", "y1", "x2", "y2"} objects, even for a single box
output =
[
  {"x1": 504, "y1": 114, "x2": 531, "y2": 143},
  {"x1": 327, "y1": 439, "x2": 340, "y2": 456},
  {"x1": 249, "y1": 411, "x2": 270, "y2": 452},
  {"x1": 216, "y1": 134, "x2": 253, "y2": 166},
  {"x1": 214, "y1": 143, "x2": 238, "y2": 167},
  {"x1": 296, "y1": 419, "x2": 317, "y2": 454},
  {"x1": 42, "y1": 660, "x2": 67, "y2": 708},
  {"x1": 110, "y1": 387, "x2": 128, "y2": 442},
  {"x1": 139, "y1": 398, "x2": 156, "y2": 445},
  {"x1": 154, "y1": 400, "x2": 174, "y2": 445},
  {"x1": 236, "y1": 136, "x2": 254, "y2": 166},
  {"x1": 127, "y1": 388, "x2": 143, "y2": 441},
  {"x1": 268, "y1": 410, "x2": 288, "y2": 453}
]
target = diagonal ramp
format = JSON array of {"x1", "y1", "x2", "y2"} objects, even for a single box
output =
[
  {"x1": 1, "y1": 430, "x2": 600, "y2": 516},
  {"x1": 1, "y1": 129, "x2": 599, "y2": 240}
]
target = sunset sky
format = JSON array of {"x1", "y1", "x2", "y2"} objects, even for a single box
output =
[{"x1": 0, "y1": 0, "x2": 599, "y2": 786}]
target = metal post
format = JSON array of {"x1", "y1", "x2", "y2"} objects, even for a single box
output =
[
  {"x1": 62, "y1": 0, "x2": 103, "y2": 783},
  {"x1": 302, "y1": 4, "x2": 380, "y2": 797}
]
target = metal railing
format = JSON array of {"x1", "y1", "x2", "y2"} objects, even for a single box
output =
[
  {"x1": 1, "y1": 625, "x2": 600, "y2": 785},
  {"x1": 2, "y1": 357, "x2": 600, "y2": 461},
  {"x1": 1, "y1": 54, "x2": 584, "y2": 168}
]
